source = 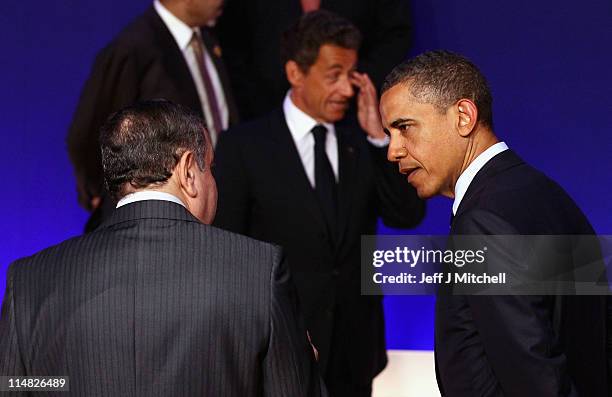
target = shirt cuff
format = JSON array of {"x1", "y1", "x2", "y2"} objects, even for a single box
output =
[{"x1": 367, "y1": 135, "x2": 390, "y2": 147}]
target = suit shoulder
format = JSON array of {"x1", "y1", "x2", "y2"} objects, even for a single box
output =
[
  {"x1": 477, "y1": 162, "x2": 574, "y2": 206},
  {"x1": 209, "y1": 224, "x2": 280, "y2": 250},
  {"x1": 95, "y1": 10, "x2": 162, "y2": 62},
  {"x1": 462, "y1": 161, "x2": 592, "y2": 233},
  {"x1": 189, "y1": 222, "x2": 283, "y2": 261},
  {"x1": 222, "y1": 111, "x2": 278, "y2": 141},
  {"x1": 8, "y1": 233, "x2": 92, "y2": 276}
]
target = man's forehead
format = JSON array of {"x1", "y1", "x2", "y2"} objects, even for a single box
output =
[
  {"x1": 381, "y1": 84, "x2": 438, "y2": 121},
  {"x1": 316, "y1": 44, "x2": 357, "y2": 69},
  {"x1": 381, "y1": 83, "x2": 417, "y2": 111},
  {"x1": 382, "y1": 81, "x2": 416, "y2": 101}
]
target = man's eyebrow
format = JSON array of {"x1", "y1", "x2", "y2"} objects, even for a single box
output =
[
  {"x1": 390, "y1": 118, "x2": 414, "y2": 128},
  {"x1": 326, "y1": 64, "x2": 344, "y2": 71}
]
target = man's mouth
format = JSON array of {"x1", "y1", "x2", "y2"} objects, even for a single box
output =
[
  {"x1": 400, "y1": 166, "x2": 420, "y2": 182},
  {"x1": 329, "y1": 101, "x2": 348, "y2": 109},
  {"x1": 400, "y1": 165, "x2": 418, "y2": 175}
]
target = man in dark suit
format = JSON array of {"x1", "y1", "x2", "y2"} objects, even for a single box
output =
[
  {"x1": 67, "y1": 0, "x2": 238, "y2": 232},
  {"x1": 1, "y1": 100, "x2": 322, "y2": 396},
  {"x1": 380, "y1": 50, "x2": 608, "y2": 396},
  {"x1": 215, "y1": 0, "x2": 412, "y2": 120},
  {"x1": 213, "y1": 11, "x2": 425, "y2": 396}
]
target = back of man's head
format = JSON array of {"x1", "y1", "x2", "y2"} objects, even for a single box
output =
[
  {"x1": 100, "y1": 100, "x2": 208, "y2": 201},
  {"x1": 280, "y1": 9, "x2": 361, "y2": 73},
  {"x1": 381, "y1": 50, "x2": 494, "y2": 129}
]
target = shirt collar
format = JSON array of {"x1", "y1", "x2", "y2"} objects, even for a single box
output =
[
  {"x1": 154, "y1": 0, "x2": 197, "y2": 51},
  {"x1": 116, "y1": 190, "x2": 186, "y2": 209},
  {"x1": 452, "y1": 141, "x2": 509, "y2": 215},
  {"x1": 283, "y1": 91, "x2": 335, "y2": 141}
]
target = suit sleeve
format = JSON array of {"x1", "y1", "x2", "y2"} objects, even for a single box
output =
[
  {"x1": 369, "y1": 144, "x2": 425, "y2": 228},
  {"x1": 455, "y1": 209, "x2": 577, "y2": 396},
  {"x1": 263, "y1": 249, "x2": 326, "y2": 397},
  {"x1": 0, "y1": 264, "x2": 26, "y2": 380},
  {"x1": 66, "y1": 44, "x2": 141, "y2": 210},
  {"x1": 359, "y1": 0, "x2": 412, "y2": 89},
  {"x1": 212, "y1": 129, "x2": 251, "y2": 234}
]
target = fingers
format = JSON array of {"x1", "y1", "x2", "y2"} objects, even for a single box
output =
[
  {"x1": 352, "y1": 73, "x2": 379, "y2": 117},
  {"x1": 351, "y1": 72, "x2": 376, "y2": 94},
  {"x1": 351, "y1": 72, "x2": 378, "y2": 107}
]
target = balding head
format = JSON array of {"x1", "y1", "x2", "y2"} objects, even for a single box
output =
[{"x1": 100, "y1": 99, "x2": 217, "y2": 223}]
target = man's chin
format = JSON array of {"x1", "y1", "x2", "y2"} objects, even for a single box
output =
[
  {"x1": 324, "y1": 107, "x2": 347, "y2": 122},
  {"x1": 411, "y1": 184, "x2": 435, "y2": 200}
]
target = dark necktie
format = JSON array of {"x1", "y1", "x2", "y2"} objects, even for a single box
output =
[
  {"x1": 190, "y1": 31, "x2": 223, "y2": 140},
  {"x1": 312, "y1": 125, "x2": 337, "y2": 236}
]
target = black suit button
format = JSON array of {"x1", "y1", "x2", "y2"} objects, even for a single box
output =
[{"x1": 332, "y1": 269, "x2": 340, "y2": 277}]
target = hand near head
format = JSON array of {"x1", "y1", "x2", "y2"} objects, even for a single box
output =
[{"x1": 351, "y1": 72, "x2": 386, "y2": 140}]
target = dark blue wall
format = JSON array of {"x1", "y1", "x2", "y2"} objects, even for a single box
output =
[{"x1": 1, "y1": 0, "x2": 611, "y2": 351}]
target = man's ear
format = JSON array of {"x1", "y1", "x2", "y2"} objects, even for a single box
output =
[
  {"x1": 455, "y1": 99, "x2": 478, "y2": 137},
  {"x1": 285, "y1": 60, "x2": 305, "y2": 88},
  {"x1": 177, "y1": 150, "x2": 198, "y2": 198}
]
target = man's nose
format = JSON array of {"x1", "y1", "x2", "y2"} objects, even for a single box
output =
[
  {"x1": 387, "y1": 139, "x2": 408, "y2": 162},
  {"x1": 339, "y1": 76, "x2": 354, "y2": 98}
]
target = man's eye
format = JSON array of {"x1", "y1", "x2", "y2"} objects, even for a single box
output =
[{"x1": 398, "y1": 124, "x2": 410, "y2": 132}]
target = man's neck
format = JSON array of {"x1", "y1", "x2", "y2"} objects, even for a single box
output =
[
  {"x1": 458, "y1": 129, "x2": 499, "y2": 181},
  {"x1": 289, "y1": 90, "x2": 326, "y2": 124},
  {"x1": 159, "y1": 0, "x2": 196, "y2": 27}
]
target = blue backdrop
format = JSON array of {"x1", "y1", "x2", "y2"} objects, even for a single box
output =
[{"x1": 2, "y1": 0, "x2": 611, "y2": 351}]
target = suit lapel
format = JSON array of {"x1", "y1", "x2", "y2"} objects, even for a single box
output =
[
  {"x1": 269, "y1": 109, "x2": 330, "y2": 235},
  {"x1": 336, "y1": 124, "x2": 359, "y2": 247},
  {"x1": 146, "y1": 8, "x2": 203, "y2": 117},
  {"x1": 200, "y1": 28, "x2": 240, "y2": 125}
]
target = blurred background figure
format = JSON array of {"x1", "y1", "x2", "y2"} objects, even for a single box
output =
[
  {"x1": 213, "y1": 11, "x2": 424, "y2": 397},
  {"x1": 67, "y1": 0, "x2": 238, "y2": 233},
  {"x1": 216, "y1": 0, "x2": 411, "y2": 120}
]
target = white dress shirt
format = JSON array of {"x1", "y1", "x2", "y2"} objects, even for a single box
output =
[
  {"x1": 116, "y1": 190, "x2": 186, "y2": 208},
  {"x1": 452, "y1": 141, "x2": 509, "y2": 215},
  {"x1": 283, "y1": 92, "x2": 339, "y2": 187},
  {"x1": 154, "y1": 0, "x2": 228, "y2": 145},
  {"x1": 283, "y1": 91, "x2": 389, "y2": 187}
]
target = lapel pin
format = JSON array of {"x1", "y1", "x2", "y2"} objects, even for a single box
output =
[{"x1": 213, "y1": 45, "x2": 222, "y2": 58}]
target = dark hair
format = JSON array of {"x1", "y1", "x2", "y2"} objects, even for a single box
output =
[
  {"x1": 100, "y1": 99, "x2": 208, "y2": 200},
  {"x1": 381, "y1": 50, "x2": 494, "y2": 128},
  {"x1": 280, "y1": 9, "x2": 361, "y2": 73}
]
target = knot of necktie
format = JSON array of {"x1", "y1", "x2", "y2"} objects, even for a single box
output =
[{"x1": 311, "y1": 124, "x2": 327, "y2": 145}]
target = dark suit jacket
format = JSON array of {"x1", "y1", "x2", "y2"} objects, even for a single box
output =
[
  {"x1": 67, "y1": 7, "x2": 238, "y2": 213},
  {"x1": 0, "y1": 200, "x2": 322, "y2": 397},
  {"x1": 212, "y1": 108, "x2": 425, "y2": 381},
  {"x1": 215, "y1": 0, "x2": 412, "y2": 120},
  {"x1": 436, "y1": 150, "x2": 608, "y2": 396}
]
